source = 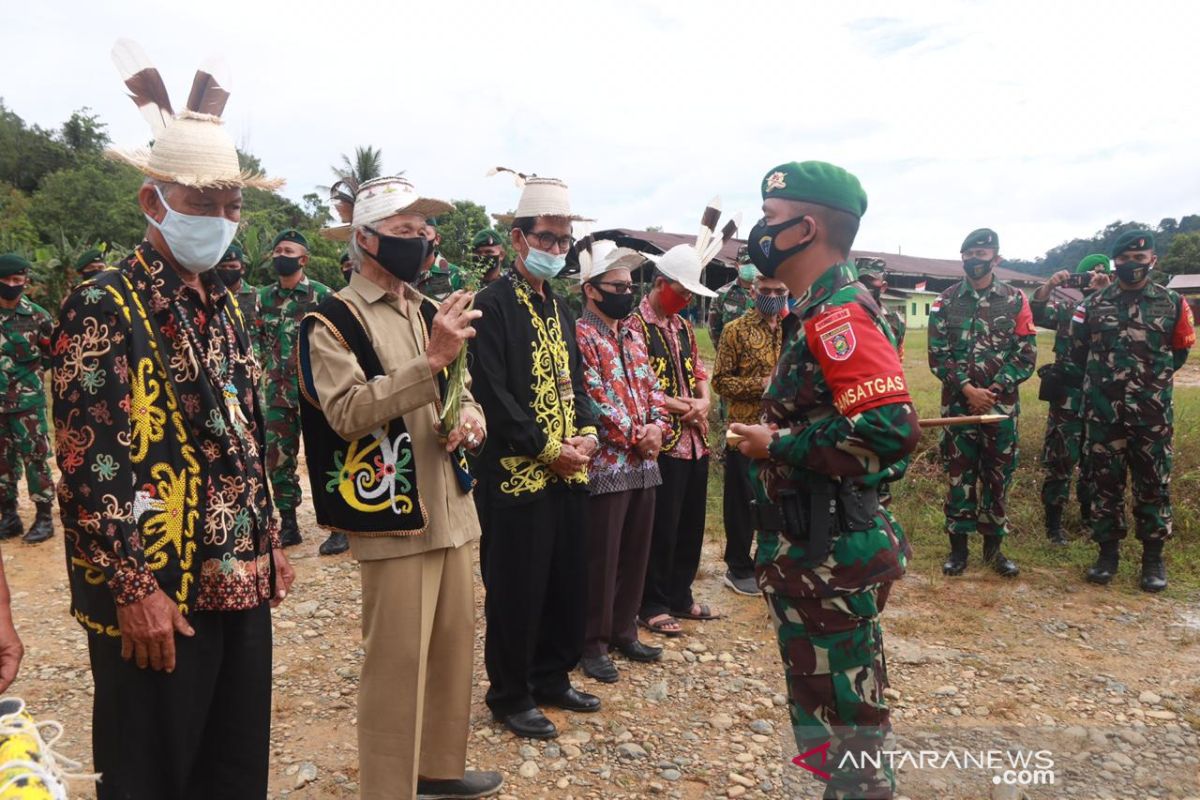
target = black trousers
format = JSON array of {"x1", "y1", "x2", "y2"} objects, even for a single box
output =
[
  {"x1": 482, "y1": 490, "x2": 586, "y2": 717},
  {"x1": 722, "y1": 447, "x2": 758, "y2": 579},
  {"x1": 88, "y1": 604, "x2": 272, "y2": 800},
  {"x1": 641, "y1": 455, "x2": 709, "y2": 619},
  {"x1": 584, "y1": 487, "x2": 656, "y2": 658}
]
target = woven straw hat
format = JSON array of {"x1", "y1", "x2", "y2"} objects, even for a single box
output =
[
  {"x1": 579, "y1": 239, "x2": 644, "y2": 283},
  {"x1": 351, "y1": 176, "x2": 454, "y2": 229},
  {"x1": 644, "y1": 244, "x2": 717, "y2": 298},
  {"x1": 488, "y1": 168, "x2": 594, "y2": 227}
]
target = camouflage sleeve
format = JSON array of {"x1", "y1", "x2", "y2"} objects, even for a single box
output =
[
  {"x1": 768, "y1": 401, "x2": 920, "y2": 478},
  {"x1": 37, "y1": 309, "x2": 54, "y2": 372},
  {"x1": 51, "y1": 286, "x2": 157, "y2": 606},
  {"x1": 992, "y1": 292, "x2": 1037, "y2": 392},
  {"x1": 712, "y1": 322, "x2": 764, "y2": 401},
  {"x1": 1030, "y1": 298, "x2": 1058, "y2": 329},
  {"x1": 927, "y1": 295, "x2": 968, "y2": 389},
  {"x1": 1063, "y1": 300, "x2": 1089, "y2": 384},
  {"x1": 708, "y1": 302, "x2": 724, "y2": 346}
]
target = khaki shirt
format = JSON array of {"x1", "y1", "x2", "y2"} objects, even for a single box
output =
[{"x1": 306, "y1": 272, "x2": 483, "y2": 561}]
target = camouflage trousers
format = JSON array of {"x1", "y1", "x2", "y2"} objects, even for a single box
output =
[
  {"x1": 1085, "y1": 416, "x2": 1172, "y2": 544},
  {"x1": 1040, "y1": 406, "x2": 1090, "y2": 516},
  {"x1": 767, "y1": 585, "x2": 895, "y2": 800},
  {"x1": 940, "y1": 415, "x2": 1018, "y2": 537},
  {"x1": 0, "y1": 406, "x2": 54, "y2": 505},
  {"x1": 265, "y1": 404, "x2": 302, "y2": 512}
]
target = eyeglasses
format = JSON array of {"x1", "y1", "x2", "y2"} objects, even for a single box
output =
[
  {"x1": 756, "y1": 287, "x2": 788, "y2": 297},
  {"x1": 522, "y1": 231, "x2": 574, "y2": 252},
  {"x1": 594, "y1": 280, "x2": 634, "y2": 294}
]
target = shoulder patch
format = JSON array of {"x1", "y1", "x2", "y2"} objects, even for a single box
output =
[{"x1": 805, "y1": 303, "x2": 911, "y2": 417}]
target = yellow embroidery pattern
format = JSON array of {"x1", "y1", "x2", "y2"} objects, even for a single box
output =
[
  {"x1": 129, "y1": 358, "x2": 168, "y2": 464},
  {"x1": 499, "y1": 455, "x2": 549, "y2": 496}
]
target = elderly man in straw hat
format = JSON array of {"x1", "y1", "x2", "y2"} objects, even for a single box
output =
[
  {"x1": 468, "y1": 169, "x2": 601, "y2": 740},
  {"x1": 298, "y1": 175, "x2": 502, "y2": 800},
  {"x1": 628, "y1": 200, "x2": 734, "y2": 637},
  {"x1": 50, "y1": 40, "x2": 294, "y2": 799}
]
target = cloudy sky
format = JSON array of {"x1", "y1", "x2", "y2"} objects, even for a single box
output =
[{"x1": 7, "y1": 0, "x2": 1197, "y2": 260}]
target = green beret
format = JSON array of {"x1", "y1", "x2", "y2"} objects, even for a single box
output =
[
  {"x1": 471, "y1": 228, "x2": 505, "y2": 249},
  {"x1": 221, "y1": 242, "x2": 245, "y2": 264},
  {"x1": 1075, "y1": 254, "x2": 1110, "y2": 274},
  {"x1": 961, "y1": 228, "x2": 999, "y2": 253},
  {"x1": 1110, "y1": 229, "x2": 1155, "y2": 258},
  {"x1": 74, "y1": 248, "x2": 104, "y2": 270},
  {"x1": 0, "y1": 253, "x2": 30, "y2": 278},
  {"x1": 759, "y1": 161, "x2": 868, "y2": 219},
  {"x1": 854, "y1": 257, "x2": 887, "y2": 278},
  {"x1": 271, "y1": 229, "x2": 309, "y2": 250}
]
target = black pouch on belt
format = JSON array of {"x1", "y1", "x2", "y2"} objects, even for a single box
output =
[
  {"x1": 800, "y1": 481, "x2": 837, "y2": 568},
  {"x1": 837, "y1": 480, "x2": 880, "y2": 532},
  {"x1": 1037, "y1": 363, "x2": 1067, "y2": 403}
]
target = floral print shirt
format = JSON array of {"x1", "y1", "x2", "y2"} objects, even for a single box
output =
[{"x1": 576, "y1": 310, "x2": 669, "y2": 495}]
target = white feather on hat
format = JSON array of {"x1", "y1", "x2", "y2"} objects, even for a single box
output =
[
  {"x1": 576, "y1": 232, "x2": 644, "y2": 283},
  {"x1": 642, "y1": 196, "x2": 739, "y2": 298},
  {"x1": 487, "y1": 167, "x2": 595, "y2": 226}
]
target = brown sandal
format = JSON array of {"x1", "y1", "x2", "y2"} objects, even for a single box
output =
[
  {"x1": 671, "y1": 603, "x2": 720, "y2": 621},
  {"x1": 638, "y1": 613, "x2": 683, "y2": 637}
]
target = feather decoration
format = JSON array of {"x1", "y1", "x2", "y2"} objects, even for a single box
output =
[
  {"x1": 111, "y1": 38, "x2": 174, "y2": 134},
  {"x1": 486, "y1": 166, "x2": 529, "y2": 188},
  {"x1": 330, "y1": 177, "x2": 359, "y2": 203},
  {"x1": 699, "y1": 211, "x2": 740, "y2": 267},
  {"x1": 694, "y1": 196, "x2": 722, "y2": 265},
  {"x1": 186, "y1": 57, "x2": 230, "y2": 117},
  {"x1": 575, "y1": 224, "x2": 595, "y2": 281}
]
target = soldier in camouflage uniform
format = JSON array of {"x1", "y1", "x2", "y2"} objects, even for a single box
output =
[
  {"x1": 73, "y1": 248, "x2": 111, "y2": 286},
  {"x1": 215, "y1": 242, "x2": 261, "y2": 359},
  {"x1": 1066, "y1": 230, "x2": 1194, "y2": 592},
  {"x1": 0, "y1": 253, "x2": 55, "y2": 544},
  {"x1": 732, "y1": 162, "x2": 919, "y2": 800},
  {"x1": 928, "y1": 228, "x2": 1036, "y2": 578},
  {"x1": 258, "y1": 230, "x2": 331, "y2": 547},
  {"x1": 708, "y1": 246, "x2": 756, "y2": 347},
  {"x1": 1030, "y1": 253, "x2": 1112, "y2": 544},
  {"x1": 414, "y1": 221, "x2": 460, "y2": 300},
  {"x1": 854, "y1": 258, "x2": 906, "y2": 356}
]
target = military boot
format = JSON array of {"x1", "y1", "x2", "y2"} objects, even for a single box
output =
[
  {"x1": 318, "y1": 532, "x2": 349, "y2": 556},
  {"x1": 1045, "y1": 505, "x2": 1067, "y2": 546},
  {"x1": 0, "y1": 502, "x2": 23, "y2": 540},
  {"x1": 942, "y1": 534, "x2": 968, "y2": 576},
  {"x1": 1139, "y1": 540, "x2": 1167, "y2": 593},
  {"x1": 983, "y1": 535, "x2": 1019, "y2": 577},
  {"x1": 1085, "y1": 540, "x2": 1120, "y2": 585},
  {"x1": 278, "y1": 510, "x2": 303, "y2": 548},
  {"x1": 22, "y1": 502, "x2": 54, "y2": 544}
]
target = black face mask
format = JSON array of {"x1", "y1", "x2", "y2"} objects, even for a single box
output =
[
  {"x1": 368, "y1": 229, "x2": 429, "y2": 283},
  {"x1": 273, "y1": 255, "x2": 303, "y2": 277},
  {"x1": 1115, "y1": 261, "x2": 1149, "y2": 285},
  {"x1": 217, "y1": 267, "x2": 243, "y2": 288},
  {"x1": 0, "y1": 283, "x2": 23, "y2": 302},
  {"x1": 592, "y1": 286, "x2": 636, "y2": 319},
  {"x1": 475, "y1": 254, "x2": 500, "y2": 271},
  {"x1": 962, "y1": 257, "x2": 992, "y2": 281},
  {"x1": 747, "y1": 217, "x2": 812, "y2": 278}
]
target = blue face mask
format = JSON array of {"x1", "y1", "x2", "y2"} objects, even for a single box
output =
[
  {"x1": 520, "y1": 233, "x2": 567, "y2": 280},
  {"x1": 755, "y1": 294, "x2": 788, "y2": 317}
]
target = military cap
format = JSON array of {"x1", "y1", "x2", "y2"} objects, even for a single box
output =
[
  {"x1": 74, "y1": 248, "x2": 104, "y2": 270},
  {"x1": 1075, "y1": 254, "x2": 1110, "y2": 274},
  {"x1": 961, "y1": 228, "x2": 999, "y2": 253},
  {"x1": 271, "y1": 229, "x2": 309, "y2": 250},
  {"x1": 471, "y1": 228, "x2": 505, "y2": 249},
  {"x1": 1110, "y1": 229, "x2": 1155, "y2": 258},
  {"x1": 854, "y1": 257, "x2": 887, "y2": 278},
  {"x1": 0, "y1": 253, "x2": 31, "y2": 278},
  {"x1": 339, "y1": 251, "x2": 351, "y2": 264},
  {"x1": 759, "y1": 161, "x2": 868, "y2": 219},
  {"x1": 221, "y1": 242, "x2": 245, "y2": 264}
]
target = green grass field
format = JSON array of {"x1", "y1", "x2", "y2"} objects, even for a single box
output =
[{"x1": 696, "y1": 325, "x2": 1200, "y2": 598}]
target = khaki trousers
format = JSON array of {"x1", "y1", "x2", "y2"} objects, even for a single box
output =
[{"x1": 358, "y1": 542, "x2": 474, "y2": 800}]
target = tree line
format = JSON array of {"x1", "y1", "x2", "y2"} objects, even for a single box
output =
[{"x1": 1005, "y1": 218, "x2": 1200, "y2": 278}]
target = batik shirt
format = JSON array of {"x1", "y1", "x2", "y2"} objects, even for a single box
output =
[
  {"x1": 468, "y1": 270, "x2": 599, "y2": 508},
  {"x1": 576, "y1": 310, "x2": 669, "y2": 496},
  {"x1": 628, "y1": 296, "x2": 710, "y2": 460},
  {"x1": 755, "y1": 262, "x2": 919, "y2": 598},
  {"x1": 713, "y1": 308, "x2": 783, "y2": 427},
  {"x1": 52, "y1": 242, "x2": 278, "y2": 636},
  {"x1": 257, "y1": 276, "x2": 331, "y2": 409},
  {"x1": 0, "y1": 296, "x2": 53, "y2": 413}
]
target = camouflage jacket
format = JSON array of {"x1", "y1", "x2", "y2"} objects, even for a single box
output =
[
  {"x1": 1065, "y1": 281, "x2": 1194, "y2": 425},
  {"x1": 1031, "y1": 295, "x2": 1081, "y2": 412},
  {"x1": 233, "y1": 281, "x2": 260, "y2": 359},
  {"x1": 882, "y1": 306, "x2": 906, "y2": 355},
  {"x1": 415, "y1": 256, "x2": 460, "y2": 301},
  {"x1": 928, "y1": 276, "x2": 1037, "y2": 415},
  {"x1": 708, "y1": 281, "x2": 754, "y2": 346},
  {"x1": 0, "y1": 295, "x2": 53, "y2": 413},
  {"x1": 257, "y1": 276, "x2": 331, "y2": 408},
  {"x1": 754, "y1": 262, "x2": 919, "y2": 599}
]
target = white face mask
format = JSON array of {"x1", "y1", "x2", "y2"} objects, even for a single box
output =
[{"x1": 144, "y1": 187, "x2": 239, "y2": 274}]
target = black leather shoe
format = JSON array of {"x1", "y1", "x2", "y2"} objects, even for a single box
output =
[
  {"x1": 417, "y1": 770, "x2": 504, "y2": 799},
  {"x1": 278, "y1": 510, "x2": 302, "y2": 547},
  {"x1": 615, "y1": 640, "x2": 662, "y2": 663},
  {"x1": 1086, "y1": 542, "x2": 1120, "y2": 585},
  {"x1": 1140, "y1": 542, "x2": 1167, "y2": 593},
  {"x1": 581, "y1": 655, "x2": 619, "y2": 683},
  {"x1": 942, "y1": 534, "x2": 968, "y2": 576},
  {"x1": 533, "y1": 686, "x2": 601, "y2": 713},
  {"x1": 492, "y1": 708, "x2": 558, "y2": 740},
  {"x1": 318, "y1": 532, "x2": 349, "y2": 555},
  {"x1": 22, "y1": 502, "x2": 54, "y2": 544}
]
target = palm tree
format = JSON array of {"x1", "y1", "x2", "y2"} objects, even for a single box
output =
[{"x1": 332, "y1": 145, "x2": 384, "y2": 185}]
